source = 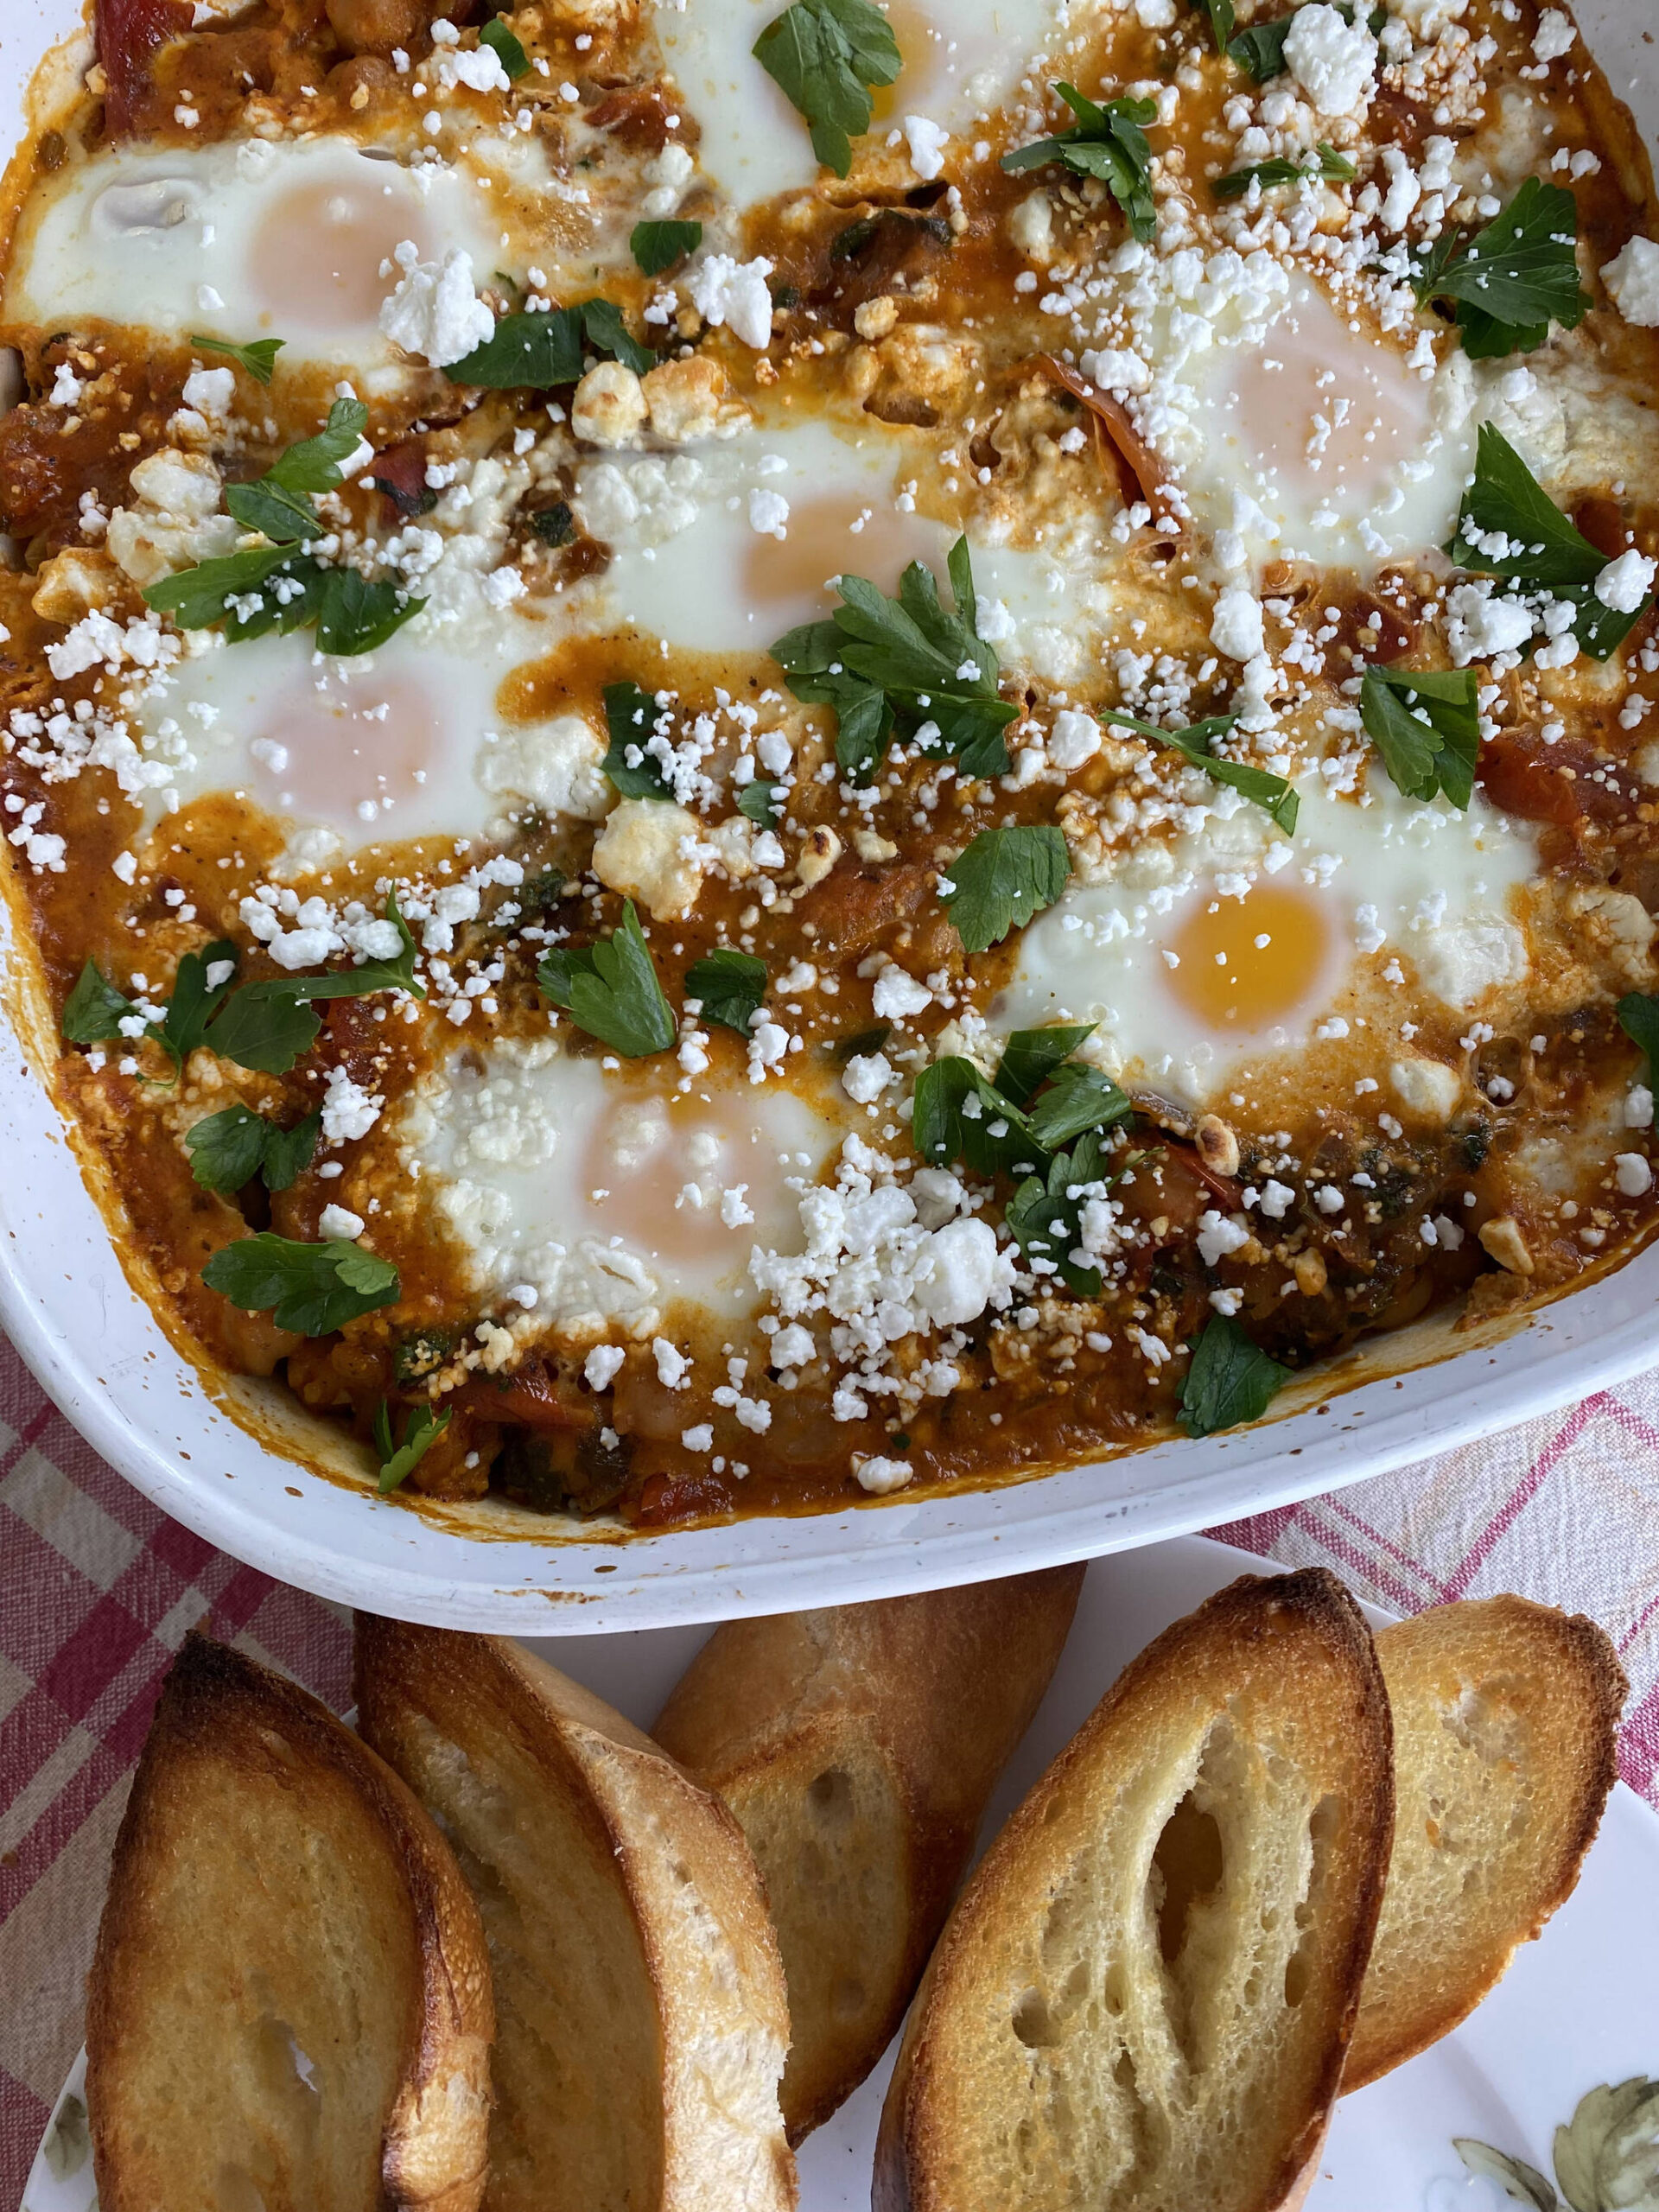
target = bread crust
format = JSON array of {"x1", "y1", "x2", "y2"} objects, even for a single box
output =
[
  {"x1": 354, "y1": 1617, "x2": 798, "y2": 2212},
  {"x1": 653, "y1": 1565, "x2": 1084, "y2": 2139},
  {"x1": 86, "y1": 1631, "x2": 493, "y2": 2212},
  {"x1": 874, "y1": 1570, "x2": 1395, "y2": 2212},
  {"x1": 1344, "y1": 1593, "x2": 1627, "y2": 2090}
]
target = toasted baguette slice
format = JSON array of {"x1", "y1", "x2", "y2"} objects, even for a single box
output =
[
  {"x1": 86, "y1": 1632, "x2": 493, "y2": 2212},
  {"x1": 1346, "y1": 1593, "x2": 1626, "y2": 2090},
  {"x1": 875, "y1": 1569, "x2": 1395, "y2": 2212},
  {"x1": 353, "y1": 1617, "x2": 797, "y2": 2212},
  {"x1": 653, "y1": 1567, "x2": 1083, "y2": 2141}
]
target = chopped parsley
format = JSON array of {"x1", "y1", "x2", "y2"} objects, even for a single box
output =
[
  {"x1": 531, "y1": 500, "x2": 576, "y2": 547},
  {"x1": 1004, "y1": 1125, "x2": 1116, "y2": 1296},
  {"x1": 912, "y1": 1058, "x2": 1045, "y2": 1178},
  {"x1": 479, "y1": 16, "x2": 531, "y2": 76},
  {"x1": 1411, "y1": 177, "x2": 1590, "y2": 359},
  {"x1": 1103, "y1": 709, "x2": 1300, "y2": 832},
  {"x1": 631, "y1": 219, "x2": 702, "y2": 275},
  {"x1": 770, "y1": 537, "x2": 1016, "y2": 784},
  {"x1": 537, "y1": 900, "x2": 677, "y2": 1058},
  {"x1": 444, "y1": 296, "x2": 652, "y2": 388},
  {"x1": 1616, "y1": 993, "x2": 1659, "y2": 1083},
  {"x1": 1188, "y1": 0, "x2": 1236, "y2": 51},
  {"x1": 601, "y1": 681, "x2": 673, "y2": 798},
  {"x1": 1212, "y1": 143, "x2": 1355, "y2": 199},
  {"x1": 737, "y1": 777, "x2": 784, "y2": 825},
  {"x1": 201, "y1": 1234, "x2": 400, "y2": 1336},
  {"x1": 991, "y1": 1023, "x2": 1096, "y2": 1107},
  {"x1": 185, "y1": 1105, "x2": 320, "y2": 1195},
  {"x1": 373, "y1": 1400, "x2": 451, "y2": 1493},
  {"x1": 752, "y1": 0, "x2": 900, "y2": 178},
  {"x1": 1179, "y1": 1314, "x2": 1291, "y2": 1436},
  {"x1": 912, "y1": 1028, "x2": 1128, "y2": 1181},
  {"x1": 685, "y1": 948, "x2": 768, "y2": 1037},
  {"x1": 188, "y1": 334, "x2": 285, "y2": 385},
  {"x1": 1001, "y1": 85, "x2": 1158, "y2": 245},
  {"x1": 1225, "y1": 11, "x2": 1296, "y2": 78},
  {"x1": 1447, "y1": 423, "x2": 1652, "y2": 659},
  {"x1": 940, "y1": 825, "x2": 1070, "y2": 955},
  {"x1": 1358, "y1": 665, "x2": 1480, "y2": 810},
  {"x1": 143, "y1": 401, "x2": 425, "y2": 658}
]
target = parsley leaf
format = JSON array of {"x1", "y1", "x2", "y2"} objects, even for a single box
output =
[
  {"x1": 537, "y1": 899, "x2": 677, "y2": 1057},
  {"x1": 61, "y1": 960, "x2": 140, "y2": 1046},
  {"x1": 1179, "y1": 1313, "x2": 1291, "y2": 1436},
  {"x1": 143, "y1": 403, "x2": 425, "y2": 658},
  {"x1": 770, "y1": 536, "x2": 1015, "y2": 784},
  {"x1": 1189, "y1": 0, "x2": 1236, "y2": 51},
  {"x1": 201, "y1": 1233, "x2": 400, "y2": 1335},
  {"x1": 1359, "y1": 665, "x2": 1480, "y2": 809},
  {"x1": 444, "y1": 297, "x2": 652, "y2": 388},
  {"x1": 1103, "y1": 709, "x2": 1300, "y2": 831},
  {"x1": 737, "y1": 776, "x2": 783, "y2": 825},
  {"x1": 1213, "y1": 142, "x2": 1355, "y2": 198},
  {"x1": 446, "y1": 308, "x2": 584, "y2": 388},
  {"x1": 632, "y1": 219, "x2": 703, "y2": 275},
  {"x1": 1001, "y1": 84, "x2": 1158, "y2": 245},
  {"x1": 685, "y1": 948, "x2": 768, "y2": 1037},
  {"x1": 1617, "y1": 992, "x2": 1659, "y2": 1083},
  {"x1": 373, "y1": 1399, "x2": 451, "y2": 1493},
  {"x1": 912, "y1": 1057, "x2": 1044, "y2": 1178},
  {"x1": 992, "y1": 1023, "x2": 1096, "y2": 1108},
  {"x1": 158, "y1": 940, "x2": 240, "y2": 1062},
  {"x1": 1226, "y1": 12, "x2": 1295, "y2": 78},
  {"x1": 185, "y1": 1105, "x2": 321, "y2": 1195},
  {"x1": 752, "y1": 0, "x2": 900, "y2": 178},
  {"x1": 1027, "y1": 1062, "x2": 1133, "y2": 1150},
  {"x1": 480, "y1": 16, "x2": 531, "y2": 75},
  {"x1": 1446, "y1": 423, "x2": 1651, "y2": 659},
  {"x1": 941, "y1": 825, "x2": 1070, "y2": 954},
  {"x1": 202, "y1": 895, "x2": 423, "y2": 1075},
  {"x1": 531, "y1": 500, "x2": 576, "y2": 547},
  {"x1": 1004, "y1": 1126, "x2": 1116, "y2": 1295},
  {"x1": 188, "y1": 334, "x2": 285, "y2": 386},
  {"x1": 601, "y1": 680, "x2": 672, "y2": 798},
  {"x1": 1411, "y1": 177, "x2": 1590, "y2": 359}
]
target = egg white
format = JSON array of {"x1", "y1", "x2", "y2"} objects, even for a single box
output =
[
  {"x1": 575, "y1": 412, "x2": 1082, "y2": 659},
  {"x1": 653, "y1": 0, "x2": 1073, "y2": 211},
  {"x1": 5, "y1": 136, "x2": 499, "y2": 375},
  {"x1": 401, "y1": 1036, "x2": 844, "y2": 1327},
  {"x1": 995, "y1": 770, "x2": 1541, "y2": 1108},
  {"x1": 1135, "y1": 272, "x2": 1478, "y2": 574}
]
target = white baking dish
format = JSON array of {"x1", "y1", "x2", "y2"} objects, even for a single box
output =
[{"x1": 2, "y1": 0, "x2": 1656, "y2": 1630}]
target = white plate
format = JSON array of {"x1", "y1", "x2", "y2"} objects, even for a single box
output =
[
  {"x1": 22, "y1": 1536, "x2": 1659, "y2": 2211},
  {"x1": 3, "y1": 0, "x2": 1658, "y2": 1631}
]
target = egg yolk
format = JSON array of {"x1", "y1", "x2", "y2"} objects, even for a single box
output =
[
  {"x1": 248, "y1": 173, "x2": 432, "y2": 333},
  {"x1": 580, "y1": 1088, "x2": 798, "y2": 1266},
  {"x1": 1164, "y1": 880, "x2": 1331, "y2": 1032},
  {"x1": 252, "y1": 675, "x2": 440, "y2": 827},
  {"x1": 1230, "y1": 292, "x2": 1428, "y2": 508},
  {"x1": 871, "y1": 0, "x2": 1038, "y2": 119},
  {"x1": 741, "y1": 494, "x2": 942, "y2": 627}
]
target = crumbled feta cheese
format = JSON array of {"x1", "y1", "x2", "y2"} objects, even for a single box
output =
[
  {"x1": 842, "y1": 1051, "x2": 895, "y2": 1104},
  {"x1": 1602, "y1": 236, "x2": 1659, "y2": 327},
  {"x1": 1595, "y1": 550, "x2": 1657, "y2": 614},
  {"x1": 319, "y1": 1203, "x2": 365, "y2": 1241},
  {"x1": 181, "y1": 365, "x2": 236, "y2": 420},
  {"x1": 687, "y1": 255, "x2": 775, "y2": 350},
  {"x1": 653, "y1": 1338, "x2": 691, "y2": 1388},
  {"x1": 872, "y1": 967, "x2": 932, "y2": 1022},
  {"x1": 592, "y1": 798, "x2": 704, "y2": 920},
  {"x1": 1048, "y1": 708, "x2": 1101, "y2": 771},
  {"x1": 570, "y1": 361, "x2": 646, "y2": 447},
  {"x1": 321, "y1": 1066, "x2": 383, "y2": 1144},
  {"x1": 584, "y1": 1344, "x2": 626, "y2": 1390},
  {"x1": 1624, "y1": 1085, "x2": 1655, "y2": 1130},
  {"x1": 1283, "y1": 2, "x2": 1377, "y2": 115},
  {"x1": 1197, "y1": 1210, "x2": 1251, "y2": 1266},
  {"x1": 748, "y1": 487, "x2": 791, "y2": 537},
  {"x1": 1211, "y1": 586, "x2": 1265, "y2": 663},
  {"x1": 902, "y1": 114, "x2": 949, "y2": 181},
  {"x1": 1531, "y1": 8, "x2": 1574, "y2": 60},
  {"x1": 854, "y1": 1453, "x2": 913, "y2": 1494},
  {"x1": 378, "y1": 243, "x2": 495, "y2": 368},
  {"x1": 1615, "y1": 1152, "x2": 1654, "y2": 1198}
]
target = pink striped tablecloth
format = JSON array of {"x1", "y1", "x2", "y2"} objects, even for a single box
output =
[{"x1": 3, "y1": 1328, "x2": 1657, "y2": 2205}]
